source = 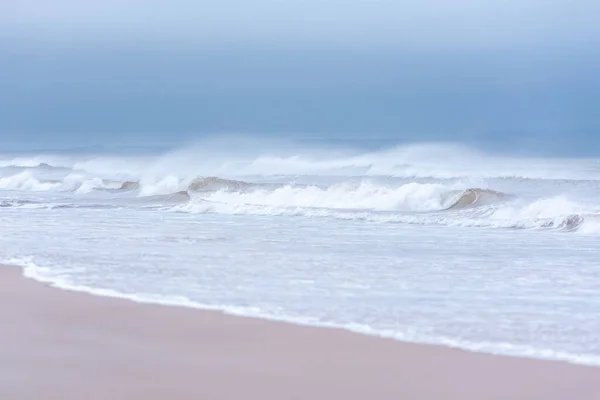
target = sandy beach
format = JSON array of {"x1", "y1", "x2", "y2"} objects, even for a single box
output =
[{"x1": 1, "y1": 265, "x2": 599, "y2": 400}]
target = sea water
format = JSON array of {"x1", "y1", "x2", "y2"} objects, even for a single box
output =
[{"x1": 1, "y1": 141, "x2": 600, "y2": 366}]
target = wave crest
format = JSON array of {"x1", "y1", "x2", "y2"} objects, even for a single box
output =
[
  {"x1": 99, "y1": 179, "x2": 140, "y2": 191},
  {"x1": 119, "y1": 180, "x2": 140, "y2": 190},
  {"x1": 187, "y1": 177, "x2": 251, "y2": 192},
  {"x1": 173, "y1": 186, "x2": 600, "y2": 233},
  {"x1": 445, "y1": 188, "x2": 507, "y2": 210},
  {"x1": 0, "y1": 171, "x2": 62, "y2": 191},
  {"x1": 190, "y1": 182, "x2": 506, "y2": 213}
]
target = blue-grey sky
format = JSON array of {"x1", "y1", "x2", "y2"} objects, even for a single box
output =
[
  {"x1": 3, "y1": 1, "x2": 599, "y2": 48},
  {"x1": 1, "y1": 1, "x2": 599, "y2": 154}
]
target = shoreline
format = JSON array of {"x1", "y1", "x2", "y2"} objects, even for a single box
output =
[
  {"x1": 2, "y1": 264, "x2": 600, "y2": 399},
  {"x1": 16, "y1": 262, "x2": 599, "y2": 368}
]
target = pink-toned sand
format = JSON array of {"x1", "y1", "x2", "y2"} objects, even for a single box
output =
[{"x1": 1, "y1": 266, "x2": 599, "y2": 400}]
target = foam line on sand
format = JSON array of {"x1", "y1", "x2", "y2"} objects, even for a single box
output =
[{"x1": 1, "y1": 265, "x2": 599, "y2": 400}]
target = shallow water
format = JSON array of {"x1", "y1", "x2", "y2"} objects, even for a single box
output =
[{"x1": 2, "y1": 143, "x2": 600, "y2": 365}]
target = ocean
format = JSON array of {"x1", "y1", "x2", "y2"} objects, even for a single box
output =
[{"x1": 2, "y1": 139, "x2": 600, "y2": 366}]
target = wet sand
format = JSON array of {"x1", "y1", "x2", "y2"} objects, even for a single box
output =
[{"x1": 1, "y1": 265, "x2": 599, "y2": 400}]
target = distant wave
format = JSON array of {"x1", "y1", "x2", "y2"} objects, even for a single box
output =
[
  {"x1": 187, "y1": 176, "x2": 251, "y2": 192},
  {"x1": 133, "y1": 176, "x2": 256, "y2": 197},
  {"x1": 187, "y1": 182, "x2": 507, "y2": 213},
  {"x1": 0, "y1": 172, "x2": 512, "y2": 214},
  {"x1": 0, "y1": 158, "x2": 57, "y2": 168},
  {"x1": 109, "y1": 177, "x2": 252, "y2": 204},
  {"x1": 190, "y1": 143, "x2": 600, "y2": 181},
  {"x1": 173, "y1": 186, "x2": 600, "y2": 233},
  {"x1": 174, "y1": 201, "x2": 600, "y2": 233},
  {"x1": 35, "y1": 162, "x2": 54, "y2": 169},
  {"x1": 119, "y1": 180, "x2": 140, "y2": 191},
  {"x1": 33, "y1": 162, "x2": 73, "y2": 171},
  {"x1": 0, "y1": 170, "x2": 253, "y2": 198},
  {"x1": 445, "y1": 188, "x2": 507, "y2": 210},
  {"x1": 99, "y1": 179, "x2": 140, "y2": 191},
  {"x1": 0, "y1": 161, "x2": 70, "y2": 170},
  {"x1": 3, "y1": 143, "x2": 600, "y2": 235},
  {"x1": 4, "y1": 142, "x2": 600, "y2": 181},
  {"x1": 0, "y1": 171, "x2": 63, "y2": 191}
]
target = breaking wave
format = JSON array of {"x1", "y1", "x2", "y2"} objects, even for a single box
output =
[
  {"x1": 445, "y1": 188, "x2": 507, "y2": 210},
  {"x1": 0, "y1": 172, "x2": 142, "y2": 194},
  {"x1": 187, "y1": 177, "x2": 252, "y2": 192},
  {"x1": 118, "y1": 180, "x2": 140, "y2": 190},
  {"x1": 135, "y1": 176, "x2": 253, "y2": 197},
  {"x1": 99, "y1": 179, "x2": 140, "y2": 191},
  {"x1": 5, "y1": 142, "x2": 600, "y2": 181},
  {"x1": 0, "y1": 158, "x2": 61, "y2": 168},
  {"x1": 3, "y1": 142, "x2": 600, "y2": 233},
  {"x1": 0, "y1": 171, "x2": 63, "y2": 191},
  {"x1": 171, "y1": 183, "x2": 600, "y2": 233},
  {"x1": 3, "y1": 168, "x2": 596, "y2": 233},
  {"x1": 0, "y1": 170, "x2": 251, "y2": 202},
  {"x1": 186, "y1": 182, "x2": 506, "y2": 213}
]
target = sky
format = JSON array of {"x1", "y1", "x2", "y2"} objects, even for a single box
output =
[{"x1": 1, "y1": 1, "x2": 599, "y2": 154}]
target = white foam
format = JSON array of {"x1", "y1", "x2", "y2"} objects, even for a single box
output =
[
  {"x1": 577, "y1": 217, "x2": 600, "y2": 234},
  {"x1": 5, "y1": 258, "x2": 600, "y2": 367},
  {"x1": 3, "y1": 141, "x2": 596, "y2": 182},
  {"x1": 173, "y1": 190, "x2": 600, "y2": 234},
  {"x1": 4, "y1": 141, "x2": 600, "y2": 370},
  {"x1": 200, "y1": 143, "x2": 600, "y2": 180},
  {"x1": 201, "y1": 182, "x2": 451, "y2": 212},
  {"x1": 0, "y1": 156, "x2": 65, "y2": 168},
  {"x1": 485, "y1": 196, "x2": 591, "y2": 229},
  {"x1": 73, "y1": 178, "x2": 108, "y2": 194},
  {"x1": 138, "y1": 175, "x2": 186, "y2": 196},
  {"x1": 0, "y1": 171, "x2": 61, "y2": 191}
]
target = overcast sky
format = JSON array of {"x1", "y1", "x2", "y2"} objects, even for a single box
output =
[
  {"x1": 1, "y1": 1, "x2": 599, "y2": 153},
  {"x1": 3, "y1": 0, "x2": 599, "y2": 48}
]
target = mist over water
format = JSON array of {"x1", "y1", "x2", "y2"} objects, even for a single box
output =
[{"x1": 3, "y1": 138, "x2": 600, "y2": 231}]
